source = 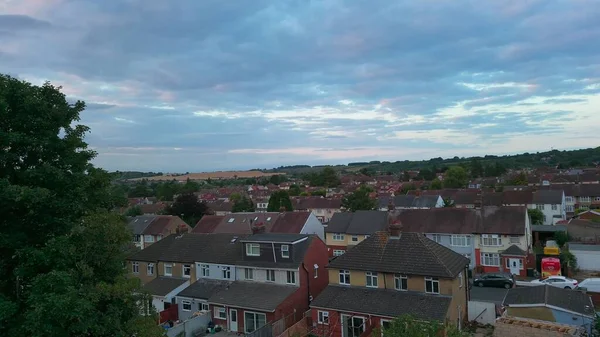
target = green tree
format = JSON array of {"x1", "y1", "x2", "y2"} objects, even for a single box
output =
[
  {"x1": 399, "y1": 183, "x2": 416, "y2": 194},
  {"x1": 269, "y1": 174, "x2": 283, "y2": 185},
  {"x1": 508, "y1": 172, "x2": 528, "y2": 185},
  {"x1": 359, "y1": 167, "x2": 374, "y2": 176},
  {"x1": 179, "y1": 178, "x2": 201, "y2": 193},
  {"x1": 443, "y1": 198, "x2": 455, "y2": 207},
  {"x1": 443, "y1": 166, "x2": 469, "y2": 188},
  {"x1": 321, "y1": 167, "x2": 341, "y2": 187},
  {"x1": 155, "y1": 180, "x2": 180, "y2": 201},
  {"x1": 342, "y1": 185, "x2": 376, "y2": 211},
  {"x1": 470, "y1": 158, "x2": 484, "y2": 178},
  {"x1": 288, "y1": 184, "x2": 302, "y2": 196},
  {"x1": 125, "y1": 205, "x2": 144, "y2": 216},
  {"x1": 0, "y1": 75, "x2": 162, "y2": 337},
  {"x1": 430, "y1": 178, "x2": 443, "y2": 190},
  {"x1": 128, "y1": 179, "x2": 154, "y2": 197},
  {"x1": 311, "y1": 189, "x2": 326, "y2": 197},
  {"x1": 165, "y1": 192, "x2": 208, "y2": 226},
  {"x1": 299, "y1": 191, "x2": 309, "y2": 196},
  {"x1": 378, "y1": 314, "x2": 469, "y2": 337},
  {"x1": 529, "y1": 208, "x2": 544, "y2": 225},
  {"x1": 553, "y1": 231, "x2": 570, "y2": 247},
  {"x1": 232, "y1": 196, "x2": 254, "y2": 213},
  {"x1": 267, "y1": 190, "x2": 294, "y2": 211},
  {"x1": 229, "y1": 192, "x2": 242, "y2": 202}
]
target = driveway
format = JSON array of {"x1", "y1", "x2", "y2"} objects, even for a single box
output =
[{"x1": 470, "y1": 286, "x2": 509, "y2": 304}]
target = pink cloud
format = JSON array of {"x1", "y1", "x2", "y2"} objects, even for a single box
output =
[{"x1": 157, "y1": 90, "x2": 176, "y2": 102}]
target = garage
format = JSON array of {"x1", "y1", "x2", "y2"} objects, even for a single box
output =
[{"x1": 569, "y1": 243, "x2": 600, "y2": 272}]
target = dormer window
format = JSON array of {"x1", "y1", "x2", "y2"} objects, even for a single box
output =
[
  {"x1": 228, "y1": 218, "x2": 235, "y2": 223},
  {"x1": 246, "y1": 243, "x2": 260, "y2": 256},
  {"x1": 266, "y1": 217, "x2": 272, "y2": 221},
  {"x1": 281, "y1": 245, "x2": 289, "y2": 258}
]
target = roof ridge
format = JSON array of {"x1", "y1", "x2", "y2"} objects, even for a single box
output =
[{"x1": 418, "y1": 234, "x2": 454, "y2": 277}]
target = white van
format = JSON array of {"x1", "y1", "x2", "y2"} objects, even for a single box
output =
[{"x1": 575, "y1": 278, "x2": 600, "y2": 293}]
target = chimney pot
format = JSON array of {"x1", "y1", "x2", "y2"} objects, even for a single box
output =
[
  {"x1": 251, "y1": 222, "x2": 266, "y2": 234},
  {"x1": 388, "y1": 221, "x2": 403, "y2": 238}
]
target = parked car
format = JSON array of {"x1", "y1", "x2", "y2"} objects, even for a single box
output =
[
  {"x1": 530, "y1": 276, "x2": 578, "y2": 289},
  {"x1": 575, "y1": 278, "x2": 600, "y2": 292},
  {"x1": 473, "y1": 273, "x2": 515, "y2": 289}
]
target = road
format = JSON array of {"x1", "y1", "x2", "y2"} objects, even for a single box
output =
[{"x1": 470, "y1": 286, "x2": 509, "y2": 304}]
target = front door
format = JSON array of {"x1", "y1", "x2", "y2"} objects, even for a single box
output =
[
  {"x1": 229, "y1": 309, "x2": 238, "y2": 332},
  {"x1": 509, "y1": 258, "x2": 520, "y2": 275}
]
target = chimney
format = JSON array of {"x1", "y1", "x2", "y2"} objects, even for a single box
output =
[
  {"x1": 387, "y1": 197, "x2": 395, "y2": 211},
  {"x1": 251, "y1": 222, "x2": 266, "y2": 234},
  {"x1": 388, "y1": 220, "x2": 403, "y2": 238}
]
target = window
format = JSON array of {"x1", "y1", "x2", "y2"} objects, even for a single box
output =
[
  {"x1": 333, "y1": 250, "x2": 345, "y2": 256},
  {"x1": 286, "y1": 271, "x2": 296, "y2": 284},
  {"x1": 345, "y1": 316, "x2": 365, "y2": 337},
  {"x1": 245, "y1": 268, "x2": 254, "y2": 280},
  {"x1": 133, "y1": 235, "x2": 141, "y2": 242},
  {"x1": 481, "y1": 234, "x2": 501, "y2": 246},
  {"x1": 332, "y1": 233, "x2": 344, "y2": 241},
  {"x1": 509, "y1": 235, "x2": 520, "y2": 244},
  {"x1": 314, "y1": 265, "x2": 318, "y2": 278},
  {"x1": 351, "y1": 235, "x2": 358, "y2": 242},
  {"x1": 480, "y1": 253, "x2": 500, "y2": 266},
  {"x1": 565, "y1": 196, "x2": 574, "y2": 203},
  {"x1": 147, "y1": 263, "x2": 154, "y2": 275},
  {"x1": 551, "y1": 204, "x2": 558, "y2": 211},
  {"x1": 425, "y1": 277, "x2": 440, "y2": 294},
  {"x1": 201, "y1": 264, "x2": 210, "y2": 277},
  {"x1": 339, "y1": 270, "x2": 350, "y2": 285},
  {"x1": 228, "y1": 218, "x2": 235, "y2": 223},
  {"x1": 266, "y1": 217, "x2": 272, "y2": 221},
  {"x1": 157, "y1": 235, "x2": 163, "y2": 241},
  {"x1": 505, "y1": 259, "x2": 524, "y2": 270},
  {"x1": 244, "y1": 312, "x2": 267, "y2": 333},
  {"x1": 364, "y1": 235, "x2": 370, "y2": 239},
  {"x1": 318, "y1": 311, "x2": 329, "y2": 324},
  {"x1": 366, "y1": 272, "x2": 378, "y2": 288},
  {"x1": 543, "y1": 215, "x2": 547, "y2": 223},
  {"x1": 536, "y1": 204, "x2": 545, "y2": 211},
  {"x1": 164, "y1": 263, "x2": 173, "y2": 276},
  {"x1": 221, "y1": 266, "x2": 231, "y2": 279},
  {"x1": 281, "y1": 245, "x2": 290, "y2": 258},
  {"x1": 595, "y1": 197, "x2": 600, "y2": 202},
  {"x1": 381, "y1": 320, "x2": 391, "y2": 337},
  {"x1": 580, "y1": 197, "x2": 591, "y2": 203},
  {"x1": 266, "y1": 269, "x2": 275, "y2": 282},
  {"x1": 451, "y1": 235, "x2": 469, "y2": 247},
  {"x1": 459, "y1": 272, "x2": 463, "y2": 288},
  {"x1": 394, "y1": 274, "x2": 407, "y2": 291},
  {"x1": 200, "y1": 302, "x2": 209, "y2": 311},
  {"x1": 183, "y1": 264, "x2": 191, "y2": 278},
  {"x1": 182, "y1": 300, "x2": 192, "y2": 311},
  {"x1": 246, "y1": 243, "x2": 260, "y2": 256},
  {"x1": 144, "y1": 235, "x2": 154, "y2": 243},
  {"x1": 215, "y1": 307, "x2": 227, "y2": 319},
  {"x1": 132, "y1": 262, "x2": 139, "y2": 274},
  {"x1": 566, "y1": 205, "x2": 574, "y2": 212},
  {"x1": 431, "y1": 234, "x2": 442, "y2": 243}
]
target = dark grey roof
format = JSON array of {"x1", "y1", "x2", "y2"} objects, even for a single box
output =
[
  {"x1": 569, "y1": 243, "x2": 600, "y2": 251},
  {"x1": 310, "y1": 285, "x2": 451, "y2": 322},
  {"x1": 128, "y1": 215, "x2": 157, "y2": 235},
  {"x1": 328, "y1": 232, "x2": 469, "y2": 278},
  {"x1": 393, "y1": 195, "x2": 417, "y2": 208},
  {"x1": 503, "y1": 285, "x2": 595, "y2": 317},
  {"x1": 176, "y1": 279, "x2": 231, "y2": 300},
  {"x1": 325, "y1": 211, "x2": 388, "y2": 235},
  {"x1": 241, "y1": 233, "x2": 308, "y2": 243},
  {"x1": 379, "y1": 195, "x2": 440, "y2": 209},
  {"x1": 531, "y1": 225, "x2": 567, "y2": 233},
  {"x1": 143, "y1": 277, "x2": 188, "y2": 296},
  {"x1": 532, "y1": 190, "x2": 563, "y2": 204},
  {"x1": 208, "y1": 281, "x2": 297, "y2": 312},
  {"x1": 501, "y1": 245, "x2": 527, "y2": 256},
  {"x1": 236, "y1": 236, "x2": 313, "y2": 269}
]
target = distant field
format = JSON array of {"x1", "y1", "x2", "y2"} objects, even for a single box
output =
[{"x1": 129, "y1": 170, "x2": 284, "y2": 181}]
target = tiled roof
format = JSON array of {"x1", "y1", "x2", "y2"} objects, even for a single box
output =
[
  {"x1": 211, "y1": 212, "x2": 281, "y2": 234},
  {"x1": 143, "y1": 216, "x2": 174, "y2": 235},
  {"x1": 310, "y1": 285, "x2": 451, "y2": 322},
  {"x1": 241, "y1": 233, "x2": 308, "y2": 243},
  {"x1": 532, "y1": 190, "x2": 563, "y2": 204},
  {"x1": 503, "y1": 285, "x2": 595, "y2": 317},
  {"x1": 236, "y1": 236, "x2": 313, "y2": 269},
  {"x1": 143, "y1": 277, "x2": 188, "y2": 296},
  {"x1": 502, "y1": 191, "x2": 533, "y2": 205},
  {"x1": 208, "y1": 281, "x2": 297, "y2": 312},
  {"x1": 270, "y1": 211, "x2": 310, "y2": 234},
  {"x1": 501, "y1": 244, "x2": 527, "y2": 256},
  {"x1": 328, "y1": 232, "x2": 469, "y2": 278},
  {"x1": 476, "y1": 206, "x2": 527, "y2": 234},
  {"x1": 390, "y1": 208, "x2": 478, "y2": 234},
  {"x1": 176, "y1": 279, "x2": 231, "y2": 300},
  {"x1": 452, "y1": 191, "x2": 479, "y2": 205},
  {"x1": 481, "y1": 192, "x2": 503, "y2": 206},
  {"x1": 127, "y1": 215, "x2": 156, "y2": 235},
  {"x1": 293, "y1": 197, "x2": 342, "y2": 210},
  {"x1": 192, "y1": 215, "x2": 225, "y2": 233},
  {"x1": 325, "y1": 211, "x2": 388, "y2": 234}
]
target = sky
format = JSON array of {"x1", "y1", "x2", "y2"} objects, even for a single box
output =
[{"x1": 1, "y1": 0, "x2": 600, "y2": 172}]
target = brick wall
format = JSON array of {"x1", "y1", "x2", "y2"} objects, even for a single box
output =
[{"x1": 494, "y1": 317, "x2": 577, "y2": 337}]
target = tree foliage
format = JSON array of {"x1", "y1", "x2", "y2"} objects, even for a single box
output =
[
  {"x1": 232, "y1": 196, "x2": 254, "y2": 213},
  {"x1": 165, "y1": 192, "x2": 208, "y2": 226},
  {"x1": 528, "y1": 208, "x2": 544, "y2": 225},
  {"x1": 430, "y1": 178, "x2": 443, "y2": 190},
  {"x1": 125, "y1": 205, "x2": 144, "y2": 216},
  {"x1": 288, "y1": 184, "x2": 302, "y2": 196},
  {"x1": 443, "y1": 166, "x2": 469, "y2": 188},
  {"x1": 305, "y1": 167, "x2": 341, "y2": 187},
  {"x1": 342, "y1": 185, "x2": 376, "y2": 211},
  {"x1": 267, "y1": 190, "x2": 294, "y2": 211},
  {"x1": 0, "y1": 74, "x2": 162, "y2": 337},
  {"x1": 379, "y1": 315, "x2": 469, "y2": 337}
]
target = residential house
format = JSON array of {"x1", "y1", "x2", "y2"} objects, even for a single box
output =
[
  {"x1": 324, "y1": 211, "x2": 388, "y2": 257},
  {"x1": 174, "y1": 279, "x2": 231, "y2": 321},
  {"x1": 540, "y1": 184, "x2": 600, "y2": 215},
  {"x1": 474, "y1": 206, "x2": 532, "y2": 276},
  {"x1": 377, "y1": 195, "x2": 443, "y2": 211},
  {"x1": 253, "y1": 197, "x2": 270, "y2": 212},
  {"x1": 192, "y1": 211, "x2": 324, "y2": 241},
  {"x1": 293, "y1": 197, "x2": 342, "y2": 223},
  {"x1": 453, "y1": 191, "x2": 480, "y2": 209},
  {"x1": 205, "y1": 200, "x2": 233, "y2": 215},
  {"x1": 310, "y1": 228, "x2": 470, "y2": 337},
  {"x1": 576, "y1": 209, "x2": 600, "y2": 221},
  {"x1": 488, "y1": 190, "x2": 566, "y2": 225},
  {"x1": 502, "y1": 286, "x2": 596, "y2": 335},
  {"x1": 127, "y1": 215, "x2": 190, "y2": 249}
]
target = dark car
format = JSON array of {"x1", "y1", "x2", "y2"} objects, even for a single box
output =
[{"x1": 473, "y1": 273, "x2": 515, "y2": 289}]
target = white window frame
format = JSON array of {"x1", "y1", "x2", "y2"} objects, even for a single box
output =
[
  {"x1": 351, "y1": 235, "x2": 359, "y2": 242},
  {"x1": 536, "y1": 204, "x2": 545, "y2": 211},
  {"x1": 201, "y1": 264, "x2": 210, "y2": 277},
  {"x1": 339, "y1": 270, "x2": 350, "y2": 285},
  {"x1": 132, "y1": 262, "x2": 139, "y2": 274},
  {"x1": 431, "y1": 234, "x2": 442, "y2": 243},
  {"x1": 366, "y1": 271, "x2": 378, "y2": 288},
  {"x1": 481, "y1": 234, "x2": 502, "y2": 246},
  {"x1": 215, "y1": 307, "x2": 227, "y2": 319},
  {"x1": 164, "y1": 263, "x2": 173, "y2": 276},
  {"x1": 182, "y1": 300, "x2": 192, "y2": 312},
  {"x1": 246, "y1": 243, "x2": 260, "y2": 256},
  {"x1": 566, "y1": 205, "x2": 574, "y2": 212},
  {"x1": 459, "y1": 272, "x2": 463, "y2": 288},
  {"x1": 266, "y1": 269, "x2": 275, "y2": 282},
  {"x1": 244, "y1": 311, "x2": 267, "y2": 333},
  {"x1": 394, "y1": 274, "x2": 407, "y2": 291},
  {"x1": 332, "y1": 233, "x2": 345, "y2": 241},
  {"x1": 380, "y1": 319, "x2": 392, "y2": 337},
  {"x1": 565, "y1": 196, "x2": 574, "y2": 203},
  {"x1": 580, "y1": 197, "x2": 591, "y2": 203},
  {"x1": 245, "y1": 268, "x2": 254, "y2": 280},
  {"x1": 509, "y1": 235, "x2": 520, "y2": 244},
  {"x1": 551, "y1": 204, "x2": 558, "y2": 211},
  {"x1": 281, "y1": 245, "x2": 290, "y2": 258},
  {"x1": 221, "y1": 266, "x2": 231, "y2": 279},
  {"x1": 286, "y1": 271, "x2": 296, "y2": 284},
  {"x1": 506, "y1": 258, "x2": 524, "y2": 270},
  {"x1": 451, "y1": 235, "x2": 469, "y2": 247},
  {"x1": 333, "y1": 250, "x2": 345, "y2": 256},
  {"x1": 144, "y1": 235, "x2": 154, "y2": 243},
  {"x1": 147, "y1": 263, "x2": 154, "y2": 276},
  {"x1": 200, "y1": 302, "x2": 209, "y2": 311},
  {"x1": 318, "y1": 311, "x2": 329, "y2": 325},
  {"x1": 480, "y1": 253, "x2": 500, "y2": 266},
  {"x1": 183, "y1": 264, "x2": 191, "y2": 278},
  {"x1": 425, "y1": 277, "x2": 440, "y2": 294}
]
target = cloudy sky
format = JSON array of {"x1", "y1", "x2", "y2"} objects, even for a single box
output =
[{"x1": 2, "y1": 0, "x2": 599, "y2": 172}]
